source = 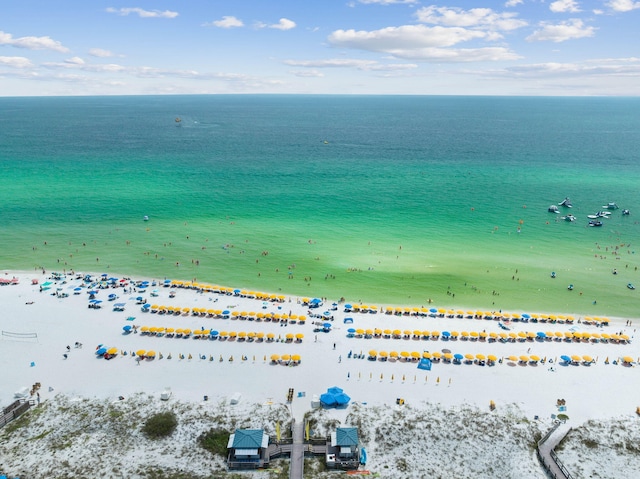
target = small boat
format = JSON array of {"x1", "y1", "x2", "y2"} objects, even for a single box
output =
[
  {"x1": 587, "y1": 211, "x2": 611, "y2": 219},
  {"x1": 622, "y1": 209, "x2": 630, "y2": 215},
  {"x1": 551, "y1": 271, "x2": 556, "y2": 278},
  {"x1": 548, "y1": 205, "x2": 559, "y2": 213},
  {"x1": 143, "y1": 215, "x2": 149, "y2": 221},
  {"x1": 589, "y1": 220, "x2": 603, "y2": 227},
  {"x1": 628, "y1": 283, "x2": 635, "y2": 290},
  {"x1": 175, "y1": 117, "x2": 181, "y2": 123},
  {"x1": 567, "y1": 284, "x2": 574, "y2": 291},
  {"x1": 561, "y1": 215, "x2": 576, "y2": 222},
  {"x1": 558, "y1": 197, "x2": 573, "y2": 208},
  {"x1": 603, "y1": 202, "x2": 618, "y2": 210}
]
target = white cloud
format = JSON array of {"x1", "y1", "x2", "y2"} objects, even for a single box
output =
[
  {"x1": 208, "y1": 16, "x2": 244, "y2": 28},
  {"x1": 388, "y1": 46, "x2": 521, "y2": 62},
  {"x1": 0, "y1": 55, "x2": 33, "y2": 68},
  {"x1": 283, "y1": 58, "x2": 417, "y2": 71},
  {"x1": 526, "y1": 19, "x2": 596, "y2": 42},
  {"x1": 550, "y1": 0, "x2": 582, "y2": 13},
  {"x1": 89, "y1": 48, "x2": 114, "y2": 58},
  {"x1": 606, "y1": 0, "x2": 640, "y2": 11},
  {"x1": 415, "y1": 6, "x2": 527, "y2": 31},
  {"x1": 65, "y1": 56, "x2": 85, "y2": 65},
  {"x1": 289, "y1": 69, "x2": 324, "y2": 78},
  {"x1": 269, "y1": 18, "x2": 296, "y2": 30},
  {"x1": 329, "y1": 25, "x2": 492, "y2": 51},
  {"x1": 504, "y1": 57, "x2": 640, "y2": 77},
  {"x1": 505, "y1": 0, "x2": 524, "y2": 6},
  {"x1": 105, "y1": 7, "x2": 178, "y2": 19},
  {"x1": 0, "y1": 30, "x2": 69, "y2": 52}
]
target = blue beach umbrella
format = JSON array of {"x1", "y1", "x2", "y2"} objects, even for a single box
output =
[
  {"x1": 442, "y1": 331, "x2": 451, "y2": 338},
  {"x1": 210, "y1": 330, "x2": 219, "y2": 336},
  {"x1": 536, "y1": 332, "x2": 546, "y2": 338},
  {"x1": 123, "y1": 325, "x2": 132, "y2": 333},
  {"x1": 454, "y1": 353, "x2": 464, "y2": 360},
  {"x1": 96, "y1": 347, "x2": 107, "y2": 356},
  {"x1": 560, "y1": 355, "x2": 571, "y2": 363},
  {"x1": 222, "y1": 310, "x2": 230, "y2": 316},
  {"x1": 323, "y1": 322, "x2": 332, "y2": 329},
  {"x1": 522, "y1": 314, "x2": 531, "y2": 319},
  {"x1": 429, "y1": 308, "x2": 438, "y2": 313},
  {"x1": 348, "y1": 328, "x2": 356, "y2": 333},
  {"x1": 344, "y1": 304, "x2": 353, "y2": 310}
]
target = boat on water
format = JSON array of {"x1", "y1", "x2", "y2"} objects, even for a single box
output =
[
  {"x1": 589, "y1": 220, "x2": 603, "y2": 227},
  {"x1": 628, "y1": 283, "x2": 635, "y2": 290},
  {"x1": 622, "y1": 209, "x2": 630, "y2": 216},
  {"x1": 587, "y1": 211, "x2": 611, "y2": 219},
  {"x1": 603, "y1": 202, "x2": 619, "y2": 210},
  {"x1": 561, "y1": 214, "x2": 576, "y2": 222},
  {"x1": 558, "y1": 197, "x2": 573, "y2": 208},
  {"x1": 548, "y1": 205, "x2": 559, "y2": 213},
  {"x1": 143, "y1": 215, "x2": 149, "y2": 221}
]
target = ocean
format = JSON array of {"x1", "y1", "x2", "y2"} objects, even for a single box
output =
[{"x1": 1, "y1": 95, "x2": 639, "y2": 317}]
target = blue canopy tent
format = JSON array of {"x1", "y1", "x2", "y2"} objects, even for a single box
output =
[
  {"x1": 417, "y1": 358, "x2": 432, "y2": 370},
  {"x1": 320, "y1": 386, "x2": 351, "y2": 409},
  {"x1": 320, "y1": 393, "x2": 338, "y2": 408}
]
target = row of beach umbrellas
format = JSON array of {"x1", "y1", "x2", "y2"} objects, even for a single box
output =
[
  {"x1": 142, "y1": 304, "x2": 306, "y2": 322},
  {"x1": 166, "y1": 280, "x2": 286, "y2": 302},
  {"x1": 365, "y1": 350, "x2": 637, "y2": 365},
  {"x1": 125, "y1": 325, "x2": 304, "y2": 342},
  {"x1": 346, "y1": 328, "x2": 630, "y2": 344}
]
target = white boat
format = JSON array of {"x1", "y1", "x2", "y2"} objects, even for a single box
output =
[
  {"x1": 548, "y1": 205, "x2": 559, "y2": 213},
  {"x1": 587, "y1": 211, "x2": 611, "y2": 219},
  {"x1": 561, "y1": 215, "x2": 576, "y2": 222},
  {"x1": 143, "y1": 215, "x2": 149, "y2": 221},
  {"x1": 558, "y1": 197, "x2": 573, "y2": 208},
  {"x1": 622, "y1": 209, "x2": 630, "y2": 216},
  {"x1": 602, "y1": 202, "x2": 619, "y2": 210}
]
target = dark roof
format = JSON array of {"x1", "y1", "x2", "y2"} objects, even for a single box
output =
[{"x1": 336, "y1": 427, "x2": 359, "y2": 446}]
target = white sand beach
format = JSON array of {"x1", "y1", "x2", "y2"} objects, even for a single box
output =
[{"x1": 1, "y1": 270, "x2": 639, "y2": 479}]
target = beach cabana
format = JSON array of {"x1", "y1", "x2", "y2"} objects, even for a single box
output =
[
  {"x1": 227, "y1": 429, "x2": 269, "y2": 470},
  {"x1": 327, "y1": 427, "x2": 360, "y2": 470}
]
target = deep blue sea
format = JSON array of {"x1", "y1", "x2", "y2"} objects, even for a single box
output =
[{"x1": 1, "y1": 95, "x2": 639, "y2": 317}]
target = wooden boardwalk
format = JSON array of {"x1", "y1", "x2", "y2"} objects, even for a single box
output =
[
  {"x1": 289, "y1": 421, "x2": 305, "y2": 479},
  {"x1": 537, "y1": 422, "x2": 573, "y2": 479}
]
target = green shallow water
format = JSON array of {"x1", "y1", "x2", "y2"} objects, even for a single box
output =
[{"x1": 1, "y1": 95, "x2": 640, "y2": 317}]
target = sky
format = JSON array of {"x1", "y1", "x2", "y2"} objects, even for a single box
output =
[{"x1": 1, "y1": 0, "x2": 639, "y2": 96}]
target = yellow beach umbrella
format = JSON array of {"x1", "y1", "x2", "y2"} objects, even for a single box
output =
[
  {"x1": 431, "y1": 351, "x2": 442, "y2": 358},
  {"x1": 519, "y1": 355, "x2": 529, "y2": 362},
  {"x1": 291, "y1": 354, "x2": 301, "y2": 362},
  {"x1": 146, "y1": 350, "x2": 156, "y2": 357},
  {"x1": 270, "y1": 354, "x2": 280, "y2": 362},
  {"x1": 476, "y1": 354, "x2": 486, "y2": 361},
  {"x1": 107, "y1": 347, "x2": 118, "y2": 355},
  {"x1": 411, "y1": 351, "x2": 421, "y2": 359},
  {"x1": 487, "y1": 354, "x2": 498, "y2": 362},
  {"x1": 571, "y1": 355, "x2": 581, "y2": 362},
  {"x1": 281, "y1": 354, "x2": 291, "y2": 361},
  {"x1": 379, "y1": 351, "x2": 388, "y2": 357},
  {"x1": 464, "y1": 353, "x2": 474, "y2": 360},
  {"x1": 443, "y1": 352, "x2": 453, "y2": 360},
  {"x1": 390, "y1": 351, "x2": 399, "y2": 358},
  {"x1": 508, "y1": 355, "x2": 518, "y2": 362},
  {"x1": 136, "y1": 349, "x2": 146, "y2": 357},
  {"x1": 582, "y1": 355, "x2": 593, "y2": 363},
  {"x1": 400, "y1": 351, "x2": 410, "y2": 358},
  {"x1": 530, "y1": 355, "x2": 540, "y2": 362},
  {"x1": 295, "y1": 333, "x2": 304, "y2": 340},
  {"x1": 622, "y1": 356, "x2": 634, "y2": 363},
  {"x1": 369, "y1": 350, "x2": 378, "y2": 357},
  {"x1": 422, "y1": 352, "x2": 432, "y2": 359}
]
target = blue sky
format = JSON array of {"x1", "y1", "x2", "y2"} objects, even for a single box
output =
[{"x1": 1, "y1": 0, "x2": 639, "y2": 96}]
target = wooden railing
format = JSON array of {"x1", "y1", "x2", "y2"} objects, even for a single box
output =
[{"x1": 0, "y1": 399, "x2": 35, "y2": 428}]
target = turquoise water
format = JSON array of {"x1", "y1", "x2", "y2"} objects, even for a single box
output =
[{"x1": 1, "y1": 95, "x2": 640, "y2": 317}]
